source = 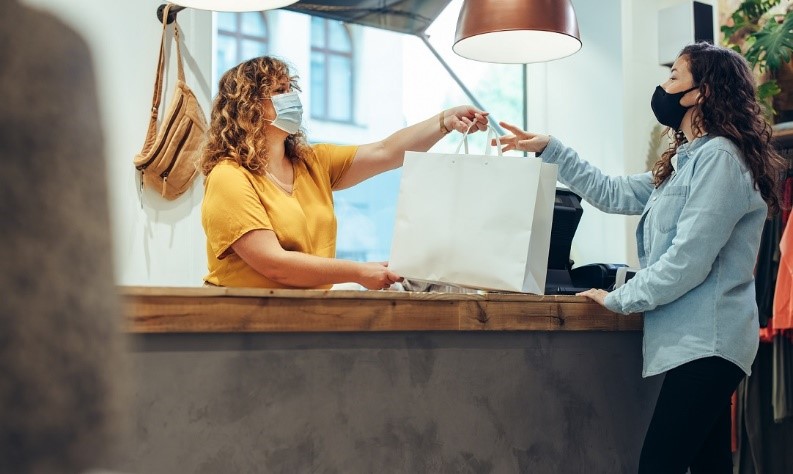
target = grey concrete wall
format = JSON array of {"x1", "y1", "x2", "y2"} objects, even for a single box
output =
[{"x1": 121, "y1": 331, "x2": 661, "y2": 474}]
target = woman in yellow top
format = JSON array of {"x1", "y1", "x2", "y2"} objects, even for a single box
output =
[{"x1": 200, "y1": 56, "x2": 488, "y2": 290}]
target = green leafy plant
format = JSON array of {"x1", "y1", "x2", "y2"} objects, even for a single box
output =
[{"x1": 722, "y1": 0, "x2": 793, "y2": 118}]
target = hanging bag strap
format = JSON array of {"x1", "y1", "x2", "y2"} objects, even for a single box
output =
[{"x1": 139, "y1": 3, "x2": 186, "y2": 157}]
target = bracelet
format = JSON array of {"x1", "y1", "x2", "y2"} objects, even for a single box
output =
[{"x1": 439, "y1": 111, "x2": 451, "y2": 135}]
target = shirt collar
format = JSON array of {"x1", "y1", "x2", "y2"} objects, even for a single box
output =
[{"x1": 675, "y1": 134, "x2": 711, "y2": 170}]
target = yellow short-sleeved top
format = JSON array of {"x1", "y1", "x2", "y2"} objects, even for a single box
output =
[{"x1": 201, "y1": 143, "x2": 358, "y2": 288}]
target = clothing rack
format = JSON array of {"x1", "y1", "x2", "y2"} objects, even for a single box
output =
[
  {"x1": 156, "y1": 4, "x2": 186, "y2": 24},
  {"x1": 773, "y1": 121, "x2": 793, "y2": 149},
  {"x1": 737, "y1": 125, "x2": 793, "y2": 470},
  {"x1": 772, "y1": 122, "x2": 793, "y2": 176}
]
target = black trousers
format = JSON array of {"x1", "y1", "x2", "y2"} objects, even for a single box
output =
[{"x1": 638, "y1": 356, "x2": 746, "y2": 474}]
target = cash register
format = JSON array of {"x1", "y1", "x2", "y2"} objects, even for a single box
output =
[{"x1": 544, "y1": 188, "x2": 628, "y2": 295}]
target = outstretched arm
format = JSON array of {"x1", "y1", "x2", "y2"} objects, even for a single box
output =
[
  {"x1": 498, "y1": 121, "x2": 653, "y2": 215},
  {"x1": 334, "y1": 105, "x2": 488, "y2": 190},
  {"x1": 232, "y1": 229, "x2": 401, "y2": 290}
]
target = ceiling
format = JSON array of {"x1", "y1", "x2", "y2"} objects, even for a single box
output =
[{"x1": 285, "y1": 0, "x2": 454, "y2": 36}]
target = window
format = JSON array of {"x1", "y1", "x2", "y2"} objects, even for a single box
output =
[
  {"x1": 215, "y1": 12, "x2": 269, "y2": 81},
  {"x1": 310, "y1": 17, "x2": 354, "y2": 123}
]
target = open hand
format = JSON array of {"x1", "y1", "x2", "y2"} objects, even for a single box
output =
[
  {"x1": 576, "y1": 288, "x2": 609, "y2": 308},
  {"x1": 495, "y1": 121, "x2": 551, "y2": 154}
]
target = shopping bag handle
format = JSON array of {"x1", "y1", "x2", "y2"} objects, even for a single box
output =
[{"x1": 453, "y1": 123, "x2": 503, "y2": 156}]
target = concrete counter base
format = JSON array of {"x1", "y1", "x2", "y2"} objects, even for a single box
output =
[{"x1": 120, "y1": 331, "x2": 661, "y2": 473}]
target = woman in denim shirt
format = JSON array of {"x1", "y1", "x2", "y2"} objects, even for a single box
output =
[{"x1": 499, "y1": 43, "x2": 785, "y2": 473}]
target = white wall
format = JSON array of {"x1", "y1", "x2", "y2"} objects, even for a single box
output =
[
  {"x1": 23, "y1": 0, "x2": 213, "y2": 286},
  {"x1": 22, "y1": 0, "x2": 716, "y2": 284},
  {"x1": 527, "y1": 0, "x2": 628, "y2": 267}
]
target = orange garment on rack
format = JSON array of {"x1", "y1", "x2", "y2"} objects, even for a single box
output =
[{"x1": 772, "y1": 218, "x2": 793, "y2": 330}]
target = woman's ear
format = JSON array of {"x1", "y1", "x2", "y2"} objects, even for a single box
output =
[
  {"x1": 689, "y1": 85, "x2": 707, "y2": 107},
  {"x1": 699, "y1": 84, "x2": 710, "y2": 101}
]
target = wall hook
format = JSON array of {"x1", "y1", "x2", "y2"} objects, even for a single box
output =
[{"x1": 156, "y1": 4, "x2": 187, "y2": 25}]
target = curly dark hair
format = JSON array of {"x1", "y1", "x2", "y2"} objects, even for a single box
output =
[
  {"x1": 200, "y1": 56, "x2": 314, "y2": 176},
  {"x1": 652, "y1": 42, "x2": 785, "y2": 215}
]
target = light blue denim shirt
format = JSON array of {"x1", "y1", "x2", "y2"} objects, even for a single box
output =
[{"x1": 541, "y1": 135, "x2": 765, "y2": 377}]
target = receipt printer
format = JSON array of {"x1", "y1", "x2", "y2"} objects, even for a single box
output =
[{"x1": 569, "y1": 263, "x2": 628, "y2": 291}]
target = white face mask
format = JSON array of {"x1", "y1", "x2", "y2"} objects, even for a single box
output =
[{"x1": 265, "y1": 91, "x2": 303, "y2": 135}]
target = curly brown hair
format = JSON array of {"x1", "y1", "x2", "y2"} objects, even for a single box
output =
[
  {"x1": 652, "y1": 43, "x2": 786, "y2": 215},
  {"x1": 200, "y1": 56, "x2": 314, "y2": 176}
]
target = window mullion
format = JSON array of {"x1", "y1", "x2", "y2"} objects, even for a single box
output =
[
  {"x1": 324, "y1": 20, "x2": 330, "y2": 120},
  {"x1": 237, "y1": 13, "x2": 243, "y2": 64}
]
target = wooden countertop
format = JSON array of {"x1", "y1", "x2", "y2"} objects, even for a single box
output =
[{"x1": 121, "y1": 286, "x2": 642, "y2": 333}]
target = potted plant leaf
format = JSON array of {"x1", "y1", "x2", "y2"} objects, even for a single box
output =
[{"x1": 722, "y1": 0, "x2": 793, "y2": 122}]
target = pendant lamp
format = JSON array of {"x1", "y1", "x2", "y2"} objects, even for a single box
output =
[
  {"x1": 453, "y1": 0, "x2": 582, "y2": 64},
  {"x1": 168, "y1": 0, "x2": 298, "y2": 11}
]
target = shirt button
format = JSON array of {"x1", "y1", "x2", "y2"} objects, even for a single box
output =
[{"x1": 652, "y1": 196, "x2": 657, "y2": 201}]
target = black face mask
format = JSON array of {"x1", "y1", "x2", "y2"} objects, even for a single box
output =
[{"x1": 650, "y1": 85, "x2": 698, "y2": 131}]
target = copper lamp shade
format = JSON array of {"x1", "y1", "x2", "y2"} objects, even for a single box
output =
[
  {"x1": 453, "y1": 0, "x2": 582, "y2": 63},
  {"x1": 169, "y1": 0, "x2": 298, "y2": 11}
]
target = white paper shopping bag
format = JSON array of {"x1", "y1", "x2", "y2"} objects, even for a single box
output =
[{"x1": 389, "y1": 126, "x2": 557, "y2": 293}]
